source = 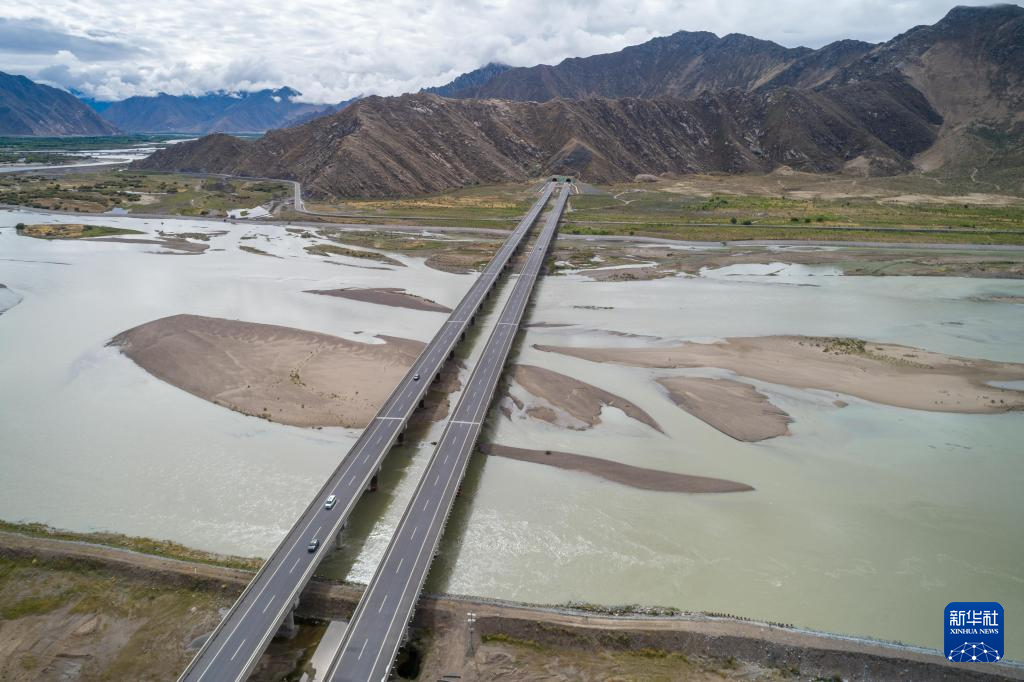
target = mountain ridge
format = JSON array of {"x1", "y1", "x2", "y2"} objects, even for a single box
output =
[
  {"x1": 0, "y1": 72, "x2": 119, "y2": 136},
  {"x1": 137, "y1": 5, "x2": 1024, "y2": 197}
]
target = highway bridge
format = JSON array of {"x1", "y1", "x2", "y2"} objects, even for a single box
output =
[
  {"x1": 177, "y1": 183, "x2": 556, "y2": 682},
  {"x1": 323, "y1": 183, "x2": 572, "y2": 681}
]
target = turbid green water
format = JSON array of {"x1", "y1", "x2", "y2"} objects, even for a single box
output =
[
  {"x1": 2, "y1": 211, "x2": 1022, "y2": 656},
  {"x1": 0, "y1": 209, "x2": 469, "y2": 556},
  {"x1": 426, "y1": 262, "x2": 1024, "y2": 656}
]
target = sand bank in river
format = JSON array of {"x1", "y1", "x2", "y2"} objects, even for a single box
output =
[
  {"x1": 537, "y1": 336, "x2": 1024, "y2": 414},
  {"x1": 93, "y1": 236, "x2": 210, "y2": 254},
  {"x1": 110, "y1": 314, "x2": 423, "y2": 427},
  {"x1": 306, "y1": 287, "x2": 451, "y2": 313},
  {"x1": 971, "y1": 295, "x2": 1024, "y2": 304},
  {"x1": 16, "y1": 222, "x2": 207, "y2": 254},
  {"x1": 509, "y1": 364, "x2": 663, "y2": 433},
  {"x1": 481, "y1": 444, "x2": 752, "y2": 493},
  {"x1": 658, "y1": 376, "x2": 792, "y2": 441},
  {"x1": 0, "y1": 283, "x2": 21, "y2": 316}
]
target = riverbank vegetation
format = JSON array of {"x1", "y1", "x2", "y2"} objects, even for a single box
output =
[
  {"x1": 301, "y1": 172, "x2": 1024, "y2": 245},
  {"x1": 0, "y1": 171, "x2": 289, "y2": 216},
  {"x1": 15, "y1": 223, "x2": 141, "y2": 239},
  {"x1": 0, "y1": 520, "x2": 261, "y2": 571}
]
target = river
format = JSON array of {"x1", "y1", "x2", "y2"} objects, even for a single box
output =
[{"x1": 1, "y1": 208, "x2": 1022, "y2": 655}]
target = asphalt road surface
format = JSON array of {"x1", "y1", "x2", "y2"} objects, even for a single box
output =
[
  {"x1": 323, "y1": 183, "x2": 572, "y2": 682},
  {"x1": 176, "y1": 183, "x2": 555, "y2": 682}
]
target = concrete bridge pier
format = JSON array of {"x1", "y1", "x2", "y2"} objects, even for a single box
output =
[
  {"x1": 335, "y1": 522, "x2": 347, "y2": 549},
  {"x1": 366, "y1": 467, "x2": 381, "y2": 493},
  {"x1": 278, "y1": 597, "x2": 301, "y2": 639}
]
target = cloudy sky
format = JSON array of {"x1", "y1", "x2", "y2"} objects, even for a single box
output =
[{"x1": 0, "y1": 0, "x2": 1009, "y2": 102}]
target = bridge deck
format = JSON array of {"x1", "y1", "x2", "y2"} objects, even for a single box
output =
[
  {"x1": 177, "y1": 183, "x2": 556, "y2": 682},
  {"x1": 324, "y1": 183, "x2": 571, "y2": 682}
]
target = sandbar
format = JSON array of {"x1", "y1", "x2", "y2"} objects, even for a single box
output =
[
  {"x1": 0, "y1": 283, "x2": 21, "y2": 316},
  {"x1": 110, "y1": 314, "x2": 423, "y2": 427},
  {"x1": 307, "y1": 287, "x2": 451, "y2": 313},
  {"x1": 536, "y1": 336, "x2": 1024, "y2": 414},
  {"x1": 657, "y1": 376, "x2": 792, "y2": 441},
  {"x1": 482, "y1": 444, "x2": 752, "y2": 494},
  {"x1": 510, "y1": 364, "x2": 663, "y2": 432}
]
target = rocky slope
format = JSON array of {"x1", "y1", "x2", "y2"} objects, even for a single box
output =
[
  {"x1": 422, "y1": 63, "x2": 513, "y2": 98},
  {"x1": 830, "y1": 4, "x2": 1024, "y2": 182},
  {"x1": 136, "y1": 6, "x2": 1023, "y2": 196},
  {"x1": 0, "y1": 72, "x2": 119, "y2": 136},
  {"x1": 97, "y1": 87, "x2": 341, "y2": 133},
  {"x1": 137, "y1": 87, "x2": 925, "y2": 197},
  {"x1": 438, "y1": 32, "x2": 871, "y2": 101}
]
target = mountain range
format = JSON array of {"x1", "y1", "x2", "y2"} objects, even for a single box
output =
[
  {"x1": 139, "y1": 5, "x2": 1024, "y2": 197},
  {"x1": 0, "y1": 71, "x2": 119, "y2": 136},
  {"x1": 93, "y1": 88, "x2": 353, "y2": 133},
  {"x1": 431, "y1": 34, "x2": 874, "y2": 100}
]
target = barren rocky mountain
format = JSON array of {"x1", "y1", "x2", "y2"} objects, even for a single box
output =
[
  {"x1": 830, "y1": 4, "x2": 1024, "y2": 183},
  {"x1": 422, "y1": 63, "x2": 513, "y2": 98},
  {"x1": 438, "y1": 32, "x2": 844, "y2": 101},
  {"x1": 0, "y1": 72, "x2": 119, "y2": 136},
  {"x1": 136, "y1": 5, "x2": 1023, "y2": 197},
  {"x1": 137, "y1": 87, "x2": 925, "y2": 197}
]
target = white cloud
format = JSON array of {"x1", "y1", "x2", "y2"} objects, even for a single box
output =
[{"x1": 0, "y1": 0, "x2": 1012, "y2": 102}]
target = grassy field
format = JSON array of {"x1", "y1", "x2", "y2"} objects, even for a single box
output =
[
  {"x1": 0, "y1": 171, "x2": 290, "y2": 216},
  {"x1": 296, "y1": 182, "x2": 536, "y2": 228},
  {"x1": 552, "y1": 173, "x2": 1024, "y2": 245},
  {"x1": 565, "y1": 189, "x2": 1024, "y2": 232},
  {"x1": 563, "y1": 222, "x2": 1024, "y2": 245},
  {"x1": 292, "y1": 172, "x2": 1024, "y2": 244}
]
